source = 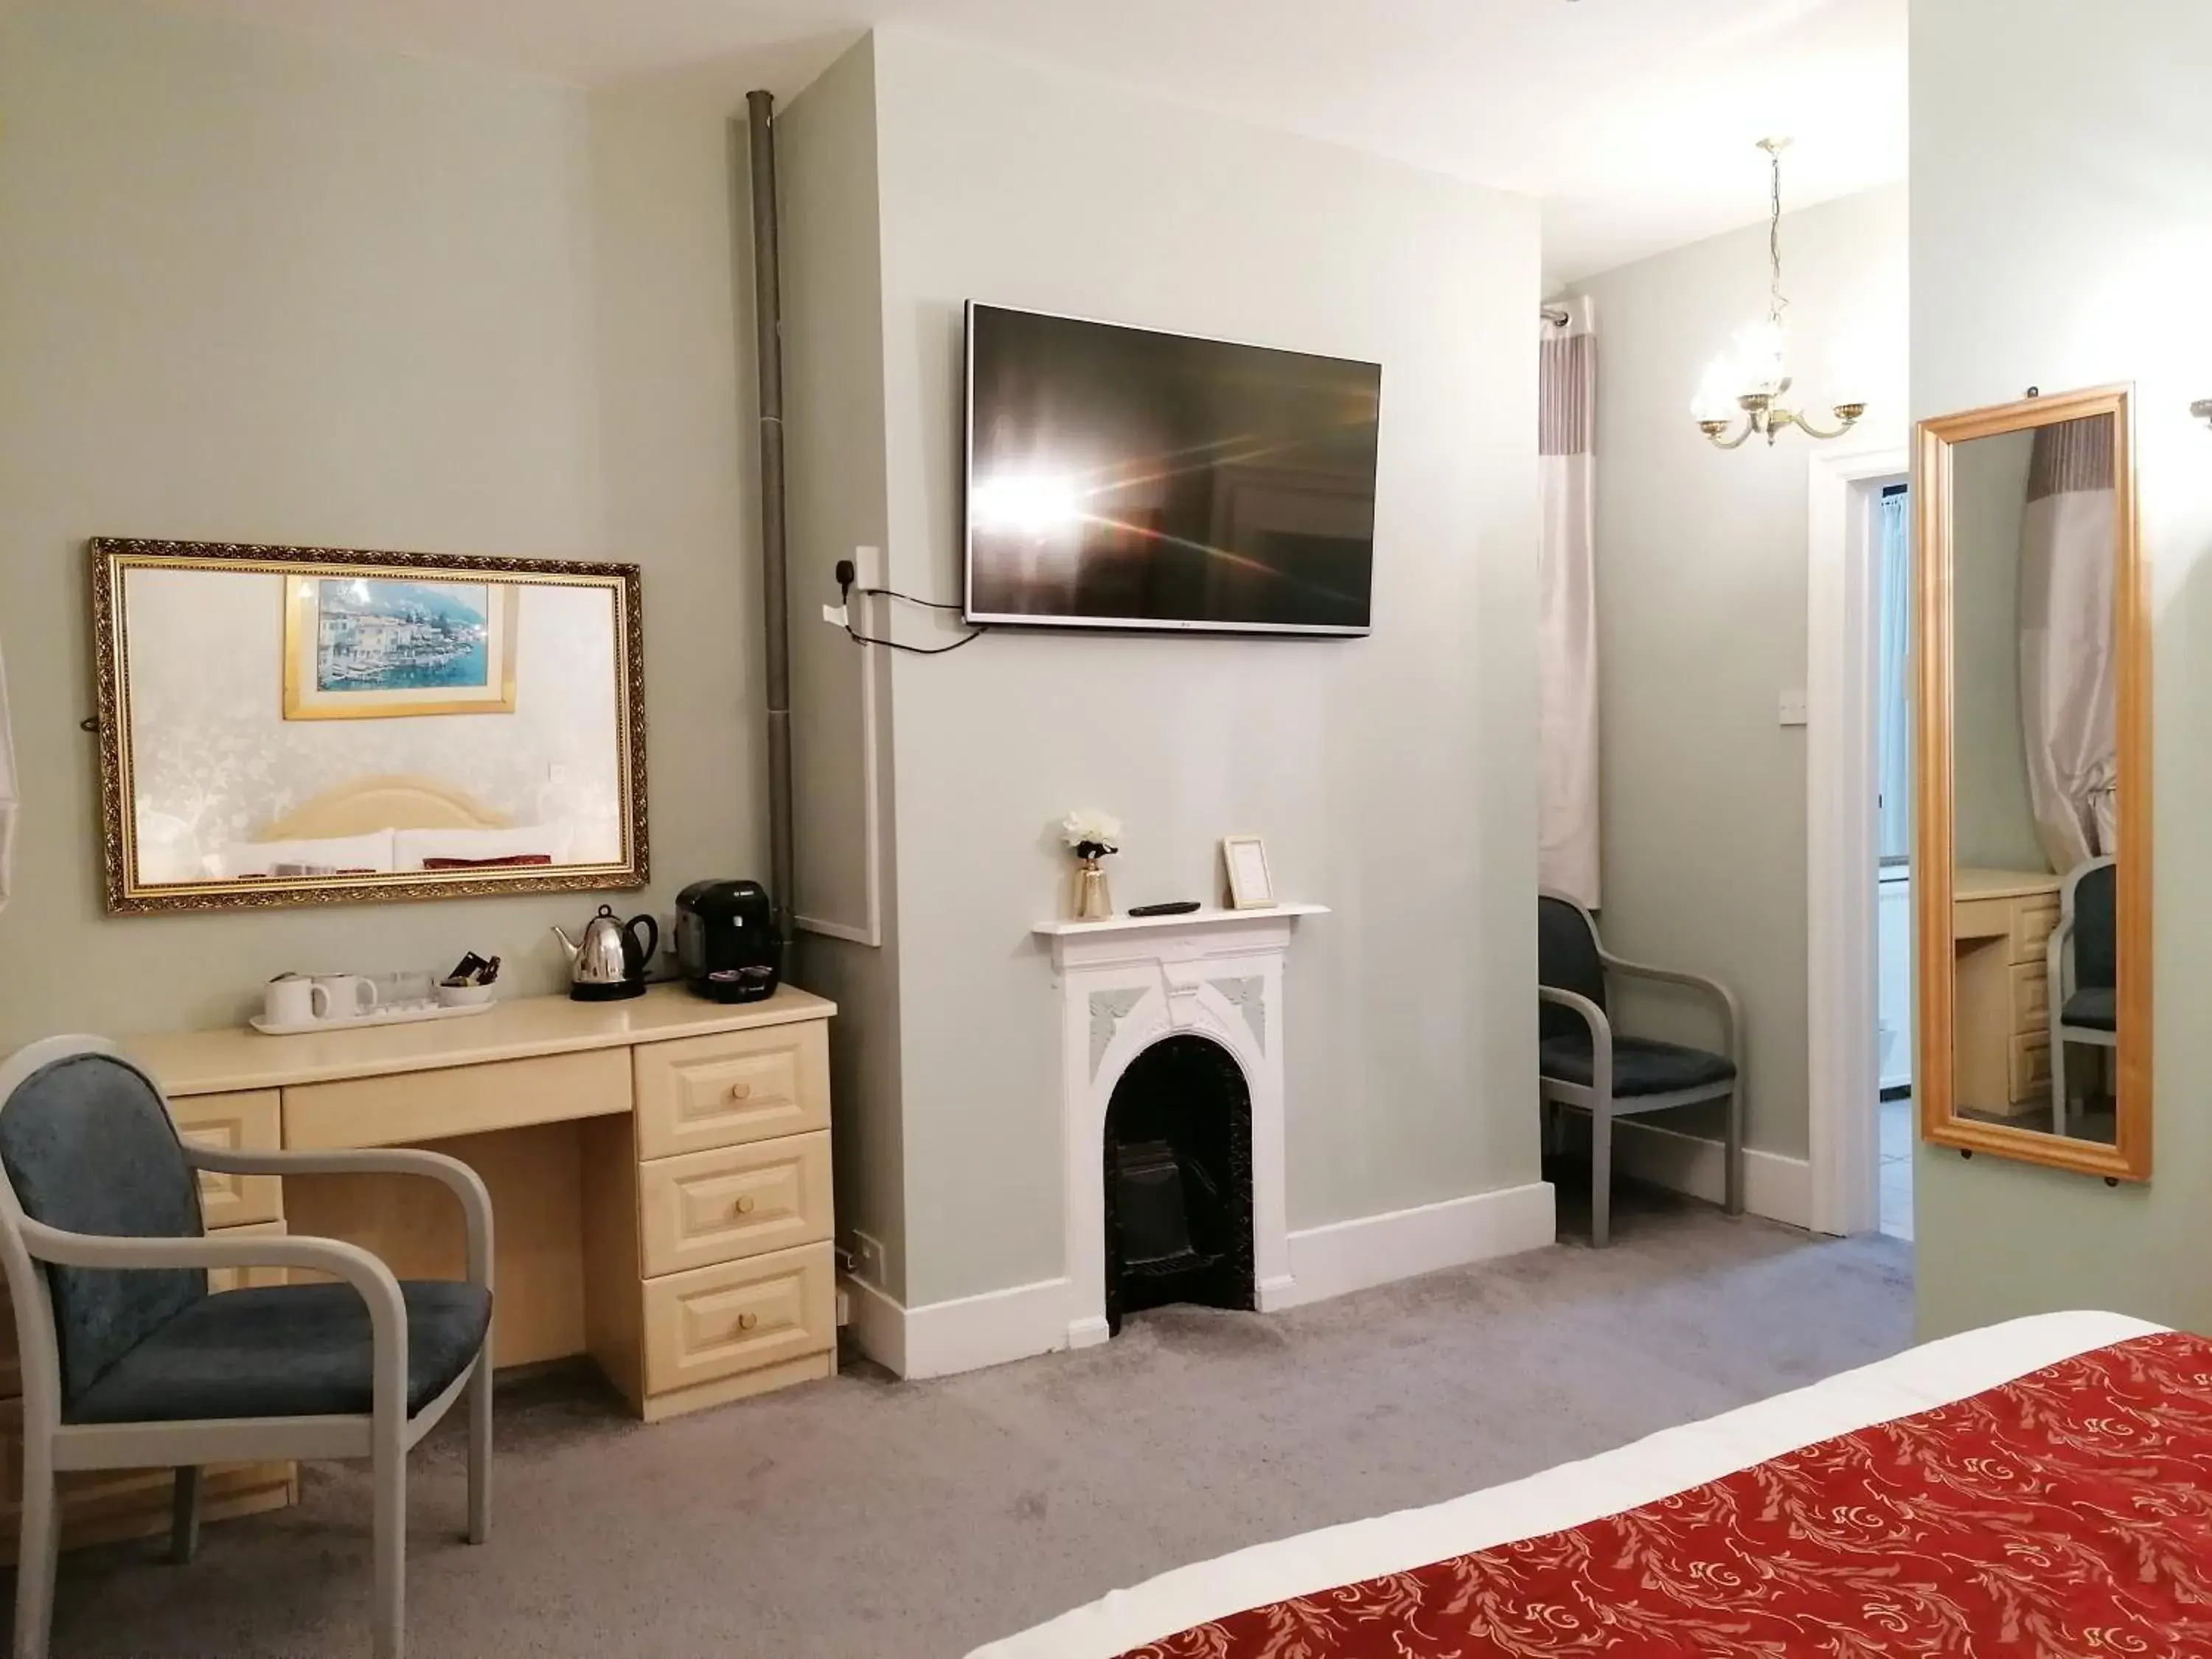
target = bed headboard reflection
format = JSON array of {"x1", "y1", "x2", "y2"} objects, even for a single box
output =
[{"x1": 258, "y1": 776, "x2": 510, "y2": 839}]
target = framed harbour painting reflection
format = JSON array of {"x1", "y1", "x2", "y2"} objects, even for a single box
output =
[
  {"x1": 91, "y1": 537, "x2": 647, "y2": 913},
  {"x1": 283, "y1": 574, "x2": 521, "y2": 720}
]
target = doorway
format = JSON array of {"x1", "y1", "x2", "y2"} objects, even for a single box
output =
[{"x1": 1805, "y1": 442, "x2": 1914, "y2": 1242}]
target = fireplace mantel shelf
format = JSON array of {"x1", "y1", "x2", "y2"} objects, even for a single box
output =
[{"x1": 1034, "y1": 902, "x2": 1328, "y2": 939}]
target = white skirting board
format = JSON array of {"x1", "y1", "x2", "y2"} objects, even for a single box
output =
[
  {"x1": 885, "y1": 1275, "x2": 1077, "y2": 1382},
  {"x1": 841, "y1": 1180, "x2": 1558, "y2": 1381},
  {"x1": 1272, "y1": 1182, "x2": 1557, "y2": 1310},
  {"x1": 841, "y1": 1270, "x2": 910, "y2": 1377},
  {"x1": 1608, "y1": 1119, "x2": 1812, "y2": 1230}
]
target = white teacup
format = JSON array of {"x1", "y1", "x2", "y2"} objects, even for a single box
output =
[
  {"x1": 310, "y1": 974, "x2": 379, "y2": 1020},
  {"x1": 263, "y1": 975, "x2": 318, "y2": 1027}
]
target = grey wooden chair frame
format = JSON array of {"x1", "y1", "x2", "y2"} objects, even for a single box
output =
[
  {"x1": 1537, "y1": 891, "x2": 1744, "y2": 1247},
  {"x1": 2046, "y1": 855, "x2": 2118, "y2": 1137},
  {"x1": 0, "y1": 1036, "x2": 493, "y2": 1659}
]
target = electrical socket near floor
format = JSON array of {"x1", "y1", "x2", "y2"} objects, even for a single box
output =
[{"x1": 848, "y1": 1230, "x2": 887, "y2": 1287}]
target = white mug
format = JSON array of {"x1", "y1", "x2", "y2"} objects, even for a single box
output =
[
  {"x1": 310, "y1": 974, "x2": 379, "y2": 1021},
  {"x1": 264, "y1": 975, "x2": 318, "y2": 1027}
]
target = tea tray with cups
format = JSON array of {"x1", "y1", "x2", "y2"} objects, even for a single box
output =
[{"x1": 252, "y1": 967, "x2": 499, "y2": 1037}]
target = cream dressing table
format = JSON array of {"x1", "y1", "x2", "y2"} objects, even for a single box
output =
[
  {"x1": 1952, "y1": 868, "x2": 2061, "y2": 1117},
  {"x1": 0, "y1": 984, "x2": 835, "y2": 1561}
]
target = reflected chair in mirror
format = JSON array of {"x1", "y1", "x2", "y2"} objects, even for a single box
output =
[
  {"x1": 0, "y1": 1037, "x2": 494, "y2": 1659},
  {"x1": 1537, "y1": 893, "x2": 1742, "y2": 1247},
  {"x1": 2047, "y1": 857, "x2": 2117, "y2": 1136}
]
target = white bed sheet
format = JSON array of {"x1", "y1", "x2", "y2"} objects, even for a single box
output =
[{"x1": 970, "y1": 1310, "x2": 2165, "y2": 1659}]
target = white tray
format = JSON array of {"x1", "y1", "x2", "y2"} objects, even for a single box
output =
[{"x1": 250, "y1": 998, "x2": 497, "y2": 1037}]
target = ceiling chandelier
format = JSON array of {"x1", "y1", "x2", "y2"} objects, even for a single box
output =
[{"x1": 1694, "y1": 139, "x2": 1865, "y2": 450}]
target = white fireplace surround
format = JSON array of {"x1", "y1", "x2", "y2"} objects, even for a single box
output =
[
  {"x1": 838, "y1": 903, "x2": 1557, "y2": 1381},
  {"x1": 1037, "y1": 903, "x2": 1326, "y2": 1348}
]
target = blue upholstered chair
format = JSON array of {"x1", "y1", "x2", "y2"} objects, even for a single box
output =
[
  {"x1": 0, "y1": 1036, "x2": 494, "y2": 1659},
  {"x1": 1537, "y1": 893, "x2": 1743, "y2": 1247},
  {"x1": 2047, "y1": 857, "x2": 2117, "y2": 1135}
]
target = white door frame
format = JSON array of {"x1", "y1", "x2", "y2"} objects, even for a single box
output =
[{"x1": 1806, "y1": 440, "x2": 1911, "y2": 1237}]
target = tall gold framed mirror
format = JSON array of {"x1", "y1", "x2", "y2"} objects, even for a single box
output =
[
  {"x1": 91, "y1": 538, "x2": 648, "y2": 914},
  {"x1": 1916, "y1": 386, "x2": 2150, "y2": 1180}
]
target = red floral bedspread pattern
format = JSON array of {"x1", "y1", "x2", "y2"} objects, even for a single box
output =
[{"x1": 1122, "y1": 1332, "x2": 2212, "y2": 1658}]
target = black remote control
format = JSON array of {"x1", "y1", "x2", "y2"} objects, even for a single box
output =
[{"x1": 1127, "y1": 900, "x2": 1203, "y2": 917}]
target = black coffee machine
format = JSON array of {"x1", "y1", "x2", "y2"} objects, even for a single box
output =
[{"x1": 675, "y1": 880, "x2": 781, "y2": 1003}]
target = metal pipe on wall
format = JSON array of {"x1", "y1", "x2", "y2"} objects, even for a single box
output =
[{"x1": 745, "y1": 89, "x2": 797, "y2": 965}]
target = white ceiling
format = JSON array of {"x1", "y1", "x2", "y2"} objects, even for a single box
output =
[{"x1": 159, "y1": 0, "x2": 1906, "y2": 282}]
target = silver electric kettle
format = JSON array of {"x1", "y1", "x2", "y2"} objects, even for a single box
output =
[{"x1": 552, "y1": 905, "x2": 659, "y2": 1001}]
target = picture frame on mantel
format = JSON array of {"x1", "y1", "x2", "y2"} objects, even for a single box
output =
[{"x1": 1221, "y1": 835, "x2": 1276, "y2": 910}]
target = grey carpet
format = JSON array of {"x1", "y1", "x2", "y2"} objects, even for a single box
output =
[{"x1": 29, "y1": 1181, "x2": 1911, "y2": 1658}]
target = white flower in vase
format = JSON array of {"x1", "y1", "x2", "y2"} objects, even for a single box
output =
[
  {"x1": 1060, "y1": 809, "x2": 1121, "y2": 921},
  {"x1": 1060, "y1": 809, "x2": 1122, "y2": 860}
]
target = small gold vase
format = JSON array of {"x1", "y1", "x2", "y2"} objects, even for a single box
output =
[{"x1": 1073, "y1": 857, "x2": 1113, "y2": 921}]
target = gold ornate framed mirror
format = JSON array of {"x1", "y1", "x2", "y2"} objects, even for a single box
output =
[
  {"x1": 91, "y1": 538, "x2": 648, "y2": 914},
  {"x1": 1915, "y1": 386, "x2": 2149, "y2": 1180}
]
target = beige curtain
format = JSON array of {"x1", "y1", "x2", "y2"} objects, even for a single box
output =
[
  {"x1": 1538, "y1": 297, "x2": 1599, "y2": 904},
  {"x1": 2019, "y1": 415, "x2": 2117, "y2": 873}
]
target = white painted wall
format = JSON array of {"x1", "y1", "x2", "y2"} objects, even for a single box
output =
[
  {"x1": 0, "y1": 0, "x2": 766, "y2": 1042},
  {"x1": 1568, "y1": 186, "x2": 1907, "y2": 1164},
  {"x1": 863, "y1": 29, "x2": 1543, "y2": 1305},
  {"x1": 1913, "y1": 0, "x2": 2212, "y2": 1338}
]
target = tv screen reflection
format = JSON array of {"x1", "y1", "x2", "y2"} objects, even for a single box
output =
[{"x1": 964, "y1": 305, "x2": 1380, "y2": 636}]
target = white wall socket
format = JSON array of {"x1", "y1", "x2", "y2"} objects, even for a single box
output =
[{"x1": 849, "y1": 1229, "x2": 888, "y2": 1286}]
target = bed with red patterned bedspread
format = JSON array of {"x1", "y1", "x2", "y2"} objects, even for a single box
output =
[{"x1": 973, "y1": 1312, "x2": 2205, "y2": 1659}]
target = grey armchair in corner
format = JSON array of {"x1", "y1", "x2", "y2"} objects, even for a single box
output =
[
  {"x1": 0, "y1": 1036, "x2": 495, "y2": 1659},
  {"x1": 1537, "y1": 892, "x2": 1743, "y2": 1247}
]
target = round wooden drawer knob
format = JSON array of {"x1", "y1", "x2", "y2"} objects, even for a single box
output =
[
  {"x1": 737, "y1": 1312, "x2": 759, "y2": 1332},
  {"x1": 734, "y1": 1195, "x2": 757, "y2": 1215},
  {"x1": 728, "y1": 1082, "x2": 753, "y2": 1102}
]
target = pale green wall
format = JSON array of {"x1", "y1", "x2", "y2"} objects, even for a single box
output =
[
  {"x1": 1569, "y1": 187, "x2": 1907, "y2": 1164},
  {"x1": 867, "y1": 29, "x2": 1543, "y2": 1305},
  {"x1": 0, "y1": 0, "x2": 766, "y2": 1046},
  {"x1": 1913, "y1": 0, "x2": 2212, "y2": 1337},
  {"x1": 778, "y1": 38, "x2": 911, "y2": 1302}
]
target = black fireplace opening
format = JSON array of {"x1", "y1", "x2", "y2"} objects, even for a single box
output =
[{"x1": 1103, "y1": 1034, "x2": 1255, "y2": 1335}]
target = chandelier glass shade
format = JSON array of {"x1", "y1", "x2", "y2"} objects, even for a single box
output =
[{"x1": 1694, "y1": 139, "x2": 1866, "y2": 450}]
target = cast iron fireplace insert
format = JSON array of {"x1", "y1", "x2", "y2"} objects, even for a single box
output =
[{"x1": 1102, "y1": 1034, "x2": 1256, "y2": 1335}]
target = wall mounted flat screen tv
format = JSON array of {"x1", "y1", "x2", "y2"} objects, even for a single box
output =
[{"x1": 963, "y1": 303, "x2": 1380, "y2": 636}]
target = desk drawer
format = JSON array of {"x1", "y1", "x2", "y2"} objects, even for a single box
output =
[
  {"x1": 172, "y1": 1090, "x2": 283, "y2": 1228},
  {"x1": 2011, "y1": 1032, "x2": 2052, "y2": 1104},
  {"x1": 1954, "y1": 898, "x2": 2013, "y2": 942},
  {"x1": 2011, "y1": 898, "x2": 2060, "y2": 964},
  {"x1": 639, "y1": 1131, "x2": 831, "y2": 1278},
  {"x1": 283, "y1": 1049, "x2": 629, "y2": 1150},
  {"x1": 634, "y1": 1024, "x2": 829, "y2": 1161},
  {"x1": 642, "y1": 1240, "x2": 834, "y2": 1397},
  {"x1": 2011, "y1": 961, "x2": 2051, "y2": 1033}
]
